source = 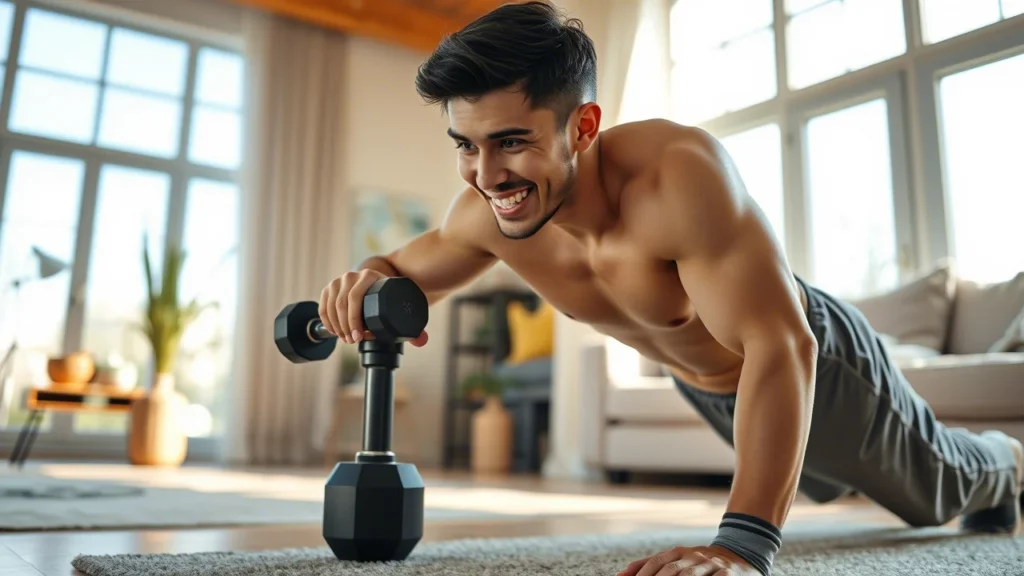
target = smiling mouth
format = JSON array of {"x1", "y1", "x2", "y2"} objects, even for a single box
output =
[{"x1": 490, "y1": 187, "x2": 532, "y2": 210}]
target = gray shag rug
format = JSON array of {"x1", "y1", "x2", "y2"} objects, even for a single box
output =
[{"x1": 71, "y1": 525, "x2": 1024, "y2": 575}]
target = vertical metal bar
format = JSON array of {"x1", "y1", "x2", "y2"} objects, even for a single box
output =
[{"x1": 362, "y1": 366, "x2": 395, "y2": 453}]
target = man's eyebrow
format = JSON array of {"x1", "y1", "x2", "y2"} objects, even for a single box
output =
[{"x1": 446, "y1": 127, "x2": 533, "y2": 141}]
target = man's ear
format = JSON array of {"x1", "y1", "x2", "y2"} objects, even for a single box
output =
[{"x1": 572, "y1": 102, "x2": 602, "y2": 152}]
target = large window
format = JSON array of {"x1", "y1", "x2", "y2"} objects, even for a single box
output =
[
  {"x1": 0, "y1": 0, "x2": 243, "y2": 446},
  {"x1": 665, "y1": 0, "x2": 1024, "y2": 296},
  {"x1": 719, "y1": 123, "x2": 786, "y2": 248},
  {"x1": 670, "y1": 0, "x2": 777, "y2": 124},
  {"x1": 937, "y1": 51, "x2": 1024, "y2": 284}
]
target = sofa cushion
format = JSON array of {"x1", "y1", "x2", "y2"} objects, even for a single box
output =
[
  {"x1": 948, "y1": 272, "x2": 1024, "y2": 354},
  {"x1": 606, "y1": 377, "x2": 707, "y2": 424},
  {"x1": 901, "y1": 353, "x2": 1024, "y2": 420},
  {"x1": 989, "y1": 304, "x2": 1024, "y2": 353},
  {"x1": 494, "y1": 357, "x2": 552, "y2": 387},
  {"x1": 849, "y1": 264, "x2": 955, "y2": 352}
]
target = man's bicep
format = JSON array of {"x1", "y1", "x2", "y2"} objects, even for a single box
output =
[{"x1": 675, "y1": 219, "x2": 807, "y2": 356}]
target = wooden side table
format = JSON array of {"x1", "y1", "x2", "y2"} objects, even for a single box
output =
[{"x1": 8, "y1": 384, "x2": 144, "y2": 467}]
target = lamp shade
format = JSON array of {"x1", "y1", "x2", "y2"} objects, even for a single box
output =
[{"x1": 31, "y1": 247, "x2": 69, "y2": 280}]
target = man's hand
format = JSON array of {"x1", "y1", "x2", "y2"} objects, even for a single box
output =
[{"x1": 618, "y1": 545, "x2": 759, "y2": 576}]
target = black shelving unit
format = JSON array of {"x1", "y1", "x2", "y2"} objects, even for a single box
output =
[{"x1": 441, "y1": 287, "x2": 539, "y2": 469}]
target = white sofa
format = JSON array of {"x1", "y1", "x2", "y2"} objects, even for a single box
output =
[{"x1": 581, "y1": 266, "x2": 1024, "y2": 482}]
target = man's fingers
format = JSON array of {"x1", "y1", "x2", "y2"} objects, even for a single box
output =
[
  {"x1": 335, "y1": 273, "x2": 357, "y2": 343},
  {"x1": 617, "y1": 555, "x2": 655, "y2": 576},
  {"x1": 636, "y1": 547, "x2": 688, "y2": 576},
  {"x1": 347, "y1": 272, "x2": 378, "y2": 343},
  {"x1": 319, "y1": 284, "x2": 335, "y2": 335},
  {"x1": 326, "y1": 279, "x2": 344, "y2": 339}
]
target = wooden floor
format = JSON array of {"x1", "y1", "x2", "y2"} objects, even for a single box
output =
[{"x1": 0, "y1": 467, "x2": 902, "y2": 576}]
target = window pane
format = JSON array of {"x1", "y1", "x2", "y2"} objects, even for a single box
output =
[
  {"x1": 806, "y1": 99, "x2": 898, "y2": 299},
  {"x1": 719, "y1": 124, "x2": 786, "y2": 247},
  {"x1": 1002, "y1": 0, "x2": 1024, "y2": 17},
  {"x1": 720, "y1": 28, "x2": 777, "y2": 112},
  {"x1": 844, "y1": 0, "x2": 906, "y2": 71},
  {"x1": 19, "y1": 8, "x2": 107, "y2": 79},
  {"x1": 106, "y1": 28, "x2": 188, "y2": 96},
  {"x1": 788, "y1": 0, "x2": 906, "y2": 89},
  {"x1": 939, "y1": 53, "x2": 1024, "y2": 284},
  {"x1": 188, "y1": 107, "x2": 242, "y2": 169},
  {"x1": 671, "y1": 56, "x2": 726, "y2": 125},
  {"x1": 787, "y1": 2, "x2": 848, "y2": 89},
  {"x1": 0, "y1": 1, "x2": 15, "y2": 62},
  {"x1": 9, "y1": 70, "x2": 98, "y2": 143},
  {"x1": 0, "y1": 152, "x2": 83, "y2": 430},
  {"x1": 920, "y1": 0, "x2": 1000, "y2": 44},
  {"x1": 196, "y1": 48, "x2": 244, "y2": 109},
  {"x1": 97, "y1": 88, "x2": 182, "y2": 158},
  {"x1": 178, "y1": 179, "x2": 240, "y2": 437},
  {"x1": 77, "y1": 165, "x2": 170, "y2": 433},
  {"x1": 670, "y1": 0, "x2": 772, "y2": 57},
  {"x1": 718, "y1": 0, "x2": 773, "y2": 43},
  {"x1": 787, "y1": 0, "x2": 831, "y2": 14}
]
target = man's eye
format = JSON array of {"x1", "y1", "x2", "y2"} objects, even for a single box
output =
[
  {"x1": 455, "y1": 141, "x2": 474, "y2": 151},
  {"x1": 500, "y1": 139, "x2": 521, "y2": 149}
]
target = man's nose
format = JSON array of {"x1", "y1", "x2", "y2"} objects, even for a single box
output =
[{"x1": 476, "y1": 154, "x2": 507, "y2": 192}]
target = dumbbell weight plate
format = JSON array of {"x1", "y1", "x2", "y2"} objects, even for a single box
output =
[
  {"x1": 274, "y1": 301, "x2": 337, "y2": 363},
  {"x1": 324, "y1": 461, "x2": 424, "y2": 561}
]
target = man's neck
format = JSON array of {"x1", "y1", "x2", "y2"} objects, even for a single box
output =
[{"x1": 550, "y1": 135, "x2": 614, "y2": 241}]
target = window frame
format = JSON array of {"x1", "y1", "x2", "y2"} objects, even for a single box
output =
[
  {"x1": 669, "y1": 0, "x2": 1024, "y2": 286},
  {"x1": 0, "y1": 0, "x2": 244, "y2": 460}
]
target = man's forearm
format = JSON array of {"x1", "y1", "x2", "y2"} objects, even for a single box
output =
[
  {"x1": 356, "y1": 255, "x2": 401, "y2": 277},
  {"x1": 727, "y1": 340, "x2": 817, "y2": 528}
]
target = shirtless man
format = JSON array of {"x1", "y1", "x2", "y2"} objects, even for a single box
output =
[{"x1": 318, "y1": 2, "x2": 1023, "y2": 575}]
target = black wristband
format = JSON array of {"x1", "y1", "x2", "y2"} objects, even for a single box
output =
[{"x1": 710, "y1": 512, "x2": 782, "y2": 576}]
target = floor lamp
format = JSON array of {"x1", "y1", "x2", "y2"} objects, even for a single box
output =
[{"x1": 0, "y1": 247, "x2": 71, "y2": 426}]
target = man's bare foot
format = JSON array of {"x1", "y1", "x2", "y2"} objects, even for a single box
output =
[{"x1": 960, "y1": 430, "x2": 1022, "y2": 535}]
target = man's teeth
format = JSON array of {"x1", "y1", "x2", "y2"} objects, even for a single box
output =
[{"x1": 493, "y1": 189, "x2": 530, "y2": 208}]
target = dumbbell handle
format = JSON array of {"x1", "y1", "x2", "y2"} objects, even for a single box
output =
[{"x1": 306, "y1": 318, "x2": 335, "y2": 343}]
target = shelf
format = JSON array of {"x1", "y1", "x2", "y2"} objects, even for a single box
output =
[{"x1": 451, "y1": 343, "x2": 491, "y2": 354}]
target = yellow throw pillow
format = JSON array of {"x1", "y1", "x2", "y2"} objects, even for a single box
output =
[{"x1": 505, "y1": 300, "x2": 554, "y2": 365}]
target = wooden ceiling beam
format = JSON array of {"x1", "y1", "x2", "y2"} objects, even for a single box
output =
[{"x1": 229, "y1": 0, "x2": 505, "y2": 53}]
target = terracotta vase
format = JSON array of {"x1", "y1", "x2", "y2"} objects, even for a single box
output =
[
  {"x1": 127, "y1": 373, "x2": 188, "y2": 467},
  {"x1": 471, "y1": 395, "x2": 513, "y2": 475}
]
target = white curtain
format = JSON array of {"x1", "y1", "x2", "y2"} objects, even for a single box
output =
[{"x1": 223, "y1": 9, "x2": 352, "y2": 466}]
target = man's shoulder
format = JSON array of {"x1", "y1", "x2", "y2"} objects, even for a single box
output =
[
  {"x1": 610, "y1": 122, "x2": 743, "y2": 260},
  {"x1": 602, "y1": 119, "x2": 719, "y2": 175},
  {"x1": 439, "y1": 186, "x2": 500, "y2": 248}
]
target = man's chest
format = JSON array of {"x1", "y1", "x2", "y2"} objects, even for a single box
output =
[{"x1": 493, "y1": 234, "x2": 694, "y2": 332}]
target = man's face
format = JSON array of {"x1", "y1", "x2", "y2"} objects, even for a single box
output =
[{"x1": 447, "y1": 89, "x2": 576, "y2": 240}]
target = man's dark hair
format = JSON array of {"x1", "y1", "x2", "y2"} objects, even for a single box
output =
[{"x1": 415, "y1": 1, "x2": 597, "y2": 127}]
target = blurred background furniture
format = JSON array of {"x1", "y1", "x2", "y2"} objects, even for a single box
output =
[{"x1": 442, "y1": 287, "x2": 553, "y2": 472}]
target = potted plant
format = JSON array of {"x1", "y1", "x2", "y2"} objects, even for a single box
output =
[
  {"x1": 127, "y1": 236, "x2": 216, "y2": 467},
  {"x1": 460, "y1": 371, "x2": 517, "y2": 475}
]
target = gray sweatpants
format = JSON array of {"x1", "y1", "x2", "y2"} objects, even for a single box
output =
[{"x1": 671, "y1": 275, "x2": 1019, "y2": 527}]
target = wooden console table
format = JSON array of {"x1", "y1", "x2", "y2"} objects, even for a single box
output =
[{"x1": 8, "y1": 384, "x2": 144, "y2": 467}]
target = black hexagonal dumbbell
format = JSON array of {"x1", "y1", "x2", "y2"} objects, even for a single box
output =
[{"x1": 273, "y1": 277, "x2": 429, "y2": 562}]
